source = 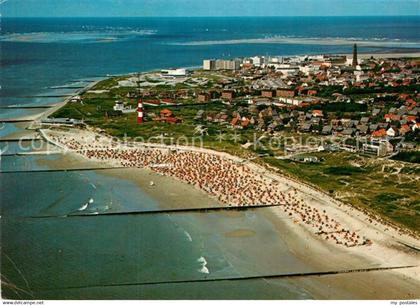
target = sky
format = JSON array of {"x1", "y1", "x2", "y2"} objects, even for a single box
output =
[{"x1": 1, "y1": 0, "x2": 419, "y2": 17}]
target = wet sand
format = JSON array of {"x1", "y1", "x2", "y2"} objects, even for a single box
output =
[
  {"x1": 262, "y1": 208, "x2": 420, "y2": 299},
  {"x1": 36, "y1": 152, "x2": 219, "y2": 210},
  {"x1": 0, "y1": 122, "x2": 40, "y2": 140},
  {"x1": 224, "y1": 229, "x2": 257, "y2": 238}
]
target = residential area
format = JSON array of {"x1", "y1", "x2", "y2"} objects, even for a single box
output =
[{"x1": 58, "y1": 46, "x2": 419, "y2": 161}]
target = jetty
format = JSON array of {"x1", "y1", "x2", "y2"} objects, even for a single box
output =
[
  {"x1": 0, "y1": 151, "x2": 63, "y2": 157},
  {"x1": 0, "y1": 105, "x2": 55, "y2": 109},
  {"x1": 48, "y1": 86, "x2": 85, "y2": 90},
  {"x1": 32, "y1": 265, "x2": 419, "y2": 292},
  {"x1": 0, "y1": 137, "x2": 41, "y2": 142},
  {"x1": 0, "y1": 118, "x2": 35, "y2": 123},
  {"x1": 0, "y1": 167, "x2": 127, "y2": 174},
  {"x1": 26, "y1": 204, "x2": 283, "y2": 219}
]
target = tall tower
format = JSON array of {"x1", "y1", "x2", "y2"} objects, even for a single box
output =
[
  {"x1": 137, "y1": 100, "x2": 144, "y2": 124},
  {"x1": 352, "y1": 43, "x2": 358, "y2": 67}
]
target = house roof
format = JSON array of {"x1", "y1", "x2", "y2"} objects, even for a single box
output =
[
  {"x1": 312, "y1": 110, "x2": 323, "y2": 117},
  {"x1": 342, "y1": 128, "x2": 355, "y2": 135},
  {"x1": 241, "y1": 118, "x2": 251, "y2": 127},
  {"x1": 322, "y1": 126, "x2": 332, "y2": 133},
  {"x1": 231, "y1": 117, "x2": 240, "y2": 126},
  {"x1": 359, "y1": 126, "x2": 369, "y2": 133},
  {"x1": 372, "y1": 129, "x2": 387, "y2": 137},
  {"x1": 160, "y1": 109, "x2": 173, "y2": 116},
  {"x1": 406, "y1": 115, "x2": 417, "y2": 122},
  {"x1": 384, "y1": 114, "x2": 401, "y2": 121},
  {"x1": 400, "y1": 124, "x2": 411, "y2": 133}
]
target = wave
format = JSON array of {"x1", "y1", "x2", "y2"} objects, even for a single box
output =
[
  {"x1": 197, "y1": 256, "x2": 210, "y2": 274},
  {"x1": 169, "y1": 36, "x2": 420, "y2": 48},
  {"x1": 0, "y1": 30, "x2": 157, "y2": 43},
  {"x1": 183, "y1": 230, "x2": 193, "y2": 242}
]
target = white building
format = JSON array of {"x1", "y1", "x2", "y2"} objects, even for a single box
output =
[
  {"x1": 276, "y1": 97, "x2": 304, "y2": 106},
  {"x1": 386, "y1": 127, "x2": 397, "y2": 137},
  {"x1": 162, "y1": 68, "x2": 187, "y2": 77},
  {"x1": 70, "y1": 95, "x2": 82, "y2": 103},
  {"x1": 300, "y1": 65, "x2": 319, "y2": 75},
  {"x1": 203, "y1": 59, "x2": 215, "y2": 70},
  {"x1": 203, "y1": 59, "x2": 240, "y2": 70},
  {"x1": 113, "y1": 100, "x2": 136, "y2": 113},
  {"x1": 362, "y1": 140, "x2": 394, "y2": 157},
  {"x1": 215, "y1": 59, "x2": 241, "y2": 70},
  {"x1": 250, "y1": 56, "x2": 264, "y2": 67},
  {"x1": 276, "y1": 64, "x2": 299, "y2": 76}
]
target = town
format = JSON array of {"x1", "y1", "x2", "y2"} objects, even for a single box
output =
[{"x1": 55, "y1": 44, "x2": 420, "y2": 161}]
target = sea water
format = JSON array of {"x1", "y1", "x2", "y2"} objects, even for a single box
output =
[{"x1": 1, "y1": 16, "x2": 419, "y2": 299}]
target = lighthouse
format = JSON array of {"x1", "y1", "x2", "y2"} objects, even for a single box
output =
[{"x1": 137, "y1": 100, "x2": 144, "y2": 124}]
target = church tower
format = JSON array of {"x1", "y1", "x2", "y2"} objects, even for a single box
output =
[{"x1": 352, "y1": 43, "x2": 358, "y2": 67}]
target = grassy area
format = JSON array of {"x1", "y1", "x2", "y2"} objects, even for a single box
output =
[
  {"x1": 392, "y1": 151, "x2": 420, "y2": 164},
  {"x1": 52, "y1": 97, "x2": 262, "y2": 158},
  {"x1": 263, "y1": 152, "x2": 420, "y2": 233}
]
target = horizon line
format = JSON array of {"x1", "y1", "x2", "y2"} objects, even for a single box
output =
[{"x1": 2, "y1": 15, "x2": 420, "y2": 18}]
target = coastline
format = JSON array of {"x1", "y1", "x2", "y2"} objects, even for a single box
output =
[
  {"x1": 38, "y1": 126, "x2": 420, "y2": 299},
  {"x1": 5, "y1": 50, "x2": 420, "y2": 299},
  {"x1": 36, "y1": 152, "x2": 220, "y2": 211}
]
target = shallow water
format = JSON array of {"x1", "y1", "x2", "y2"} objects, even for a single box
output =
[{"x1": 2, "y1": 162, "x2": 314, "y2": 299}]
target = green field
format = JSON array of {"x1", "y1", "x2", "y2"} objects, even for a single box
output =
[{"x1": 263, "y1": 152, "x2": 420, "y2": 233}]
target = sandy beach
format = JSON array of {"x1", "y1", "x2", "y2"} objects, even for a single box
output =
[
  {"x1": 4, "y1": 51, "x2": 419, "y2": 298},
  {"x1": 37, "y1": 126, "x2": 420, "y2": 299}
]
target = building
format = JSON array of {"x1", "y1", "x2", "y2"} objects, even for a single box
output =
[
  {"x1": 362, "y1": 140, "x2": 393, "y2": 157},
  {"x1": 222, "y1": 90, "x2": 234, "y2": 100},
  {"x1": 113, "y1": 100, "x2": 136, "y2": 113},
  {"x1": 154, "y1": 109, "x2": 182, "y2": 124},
  {"x1": 203, "y1": 59, "x2": 240, "y2": 70},
  {"x1": 197, "y1": 93, "x2": 211, "y2": 103},
  {"x1": 276, "y1": 88, "x2": 296, "y2": 98},
  {"x1": 203, "y1": 59, "x2": 216, "y2": 70},
  {"x1": 386, "y1": 127, "x2": 398, "y2": 137},
  {"x1": 216, "y1": 59, "x2": 241, "y2": 70},
  {"x1": 312, "y1": 110, "x2": 323, "y2": 117},
  {"x1": 352, "y1": 44, "x2": 358, "y2": 67},
  {"x1": 251, "y1": 56, "x2": 264, "y2": 67},
  {"x1": 322, "y1": 125, "x2": 333, "y2": 135},
  {"x1": 261, "y1": 90, "x2": 275, "y2": 98},
  {"x1": 70, "y1": 95, "x2": 82, "y2": 103},
  {"x1": 41, "y1": 118, "x2": 84, "y2": 126},
  {"x1": 162, "y1": 68, "x2": 187, "y2": 77}
]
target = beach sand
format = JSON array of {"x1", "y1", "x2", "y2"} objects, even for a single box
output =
[{"x1": 36, "y1": 127, "x2": 420, "y2": 299}]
